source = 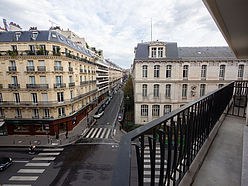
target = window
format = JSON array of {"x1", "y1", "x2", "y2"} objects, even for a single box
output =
[
  {"x1": 71, "y1": 104, "x2": 75, "y2": 113},
  {"x1": 152, "y1": 105, "x2": 160, "y2": 117},
  {"x1": 42, "y1": 93, "x2": 48, "y2": 102},
  {"x1": 15, "y1": 32, "x2": 21, "y2": 41},
  {"x1": 58, "y1": 107, "x2": 65, "y2": 117},
  {"x1": 238, "y1": 65, "x2": 244, "y2": 78},
  {"x1": 183, "y1": 65, "x2": 189, "y2": 78},
  {"x1": 200, "y1": 84, "x2": 206, "y2": 97},
  {"x1": 70, "y1": 90, "x2": 73, "y2": 99},
  {"x1": 154, "y1": 65, "x2": 160, "y2": 78},
  {"x1": 0, "y1": 109, "x2": 4, "y2": 118},
  {"x1": 165, "y1": 84, "x2": 171, "y2": 98},
  {"x1": 14, "y1": 93, "x2": 20, "y2": 103},
  {"x1": 31, "y1": 93, "x2": 38, "y2": 104},
  {"x1": 154, "y1": 84, "x2": 159, "y2": 97},
  {"x1": 32, "y1": 32, "x2": 38, "y2": 40},
  {"x1": 10, "y1": 60, "x2": 16, "y2": 67},
  {"x1": 219, "y1": 65, "x2": 225, "y2": 78},
  {"x1": 16, "y1": 109, "x2": 22, "y2": 118},
  {"x1": 182, "y1": 84, "x2": 188, "y2": 98},
  {"x1": 11, "y1": 76, "x2": 18, "y2": 84},
  {"x1": 11, "y1": 45, "x2": 17, "y2": 51},
  {"x1": 164, "y1": 105, "x2": 171, "y2": 115},
  {"x1": 80, "y1": 76, "x2": 82, "y2": 82},
  {"x1": 29, "y1": 45, "x2": 35, "y2": 52},
  {"x1": 56, "y1": 76, "x2": 63, "y2": 84},
  {"x1": 28, "y1": 60, "x2": 34, "y2": 67},
  {"x1": 57, "y1": 92, "x2": 64, "y2": 102},
  {"x1": 218, "y1": 84, "x2": 224, "y2": 88},
  {"x1": 142, "y1": 84, "x2": 147, "y2": 97},
  {"x1": 39, "y1": 60, "x2": 45, "y2": 66},
  {"x1": 158, "y1": 47, "x2": 163, "y2": 57},
  {"x1": 166, "y1": 65, "x2": 172, "y2": 78},
  {"x1": 33, "y1": 109, "x2": 39, "y2": 118},
  {"x1": 142, "y1": 65, "x2": 148, "y2": 78},
  {"x1": 201, "y1": 65, "x2": 207, "y2": 78},
  {"x1": 141, "y1": 105, "x2": 148, "y2": 116},
  {"x1": 0, "y1": 93, "x2": 2, "y2": 103},
  {"x1": 40, "y1": 76, "x2": 46, "y2": 84},
  {"x1": 29, "y1": 76, "x2": 35, "y2": 84},
  {"x1": 54, "y1": 61, "x2": 61, "y2": 67},
  {"x1": 151, "y1": 47, "x2": 157, "y2": 58},
  {"x1": 44, "y1": 109, "x2": 50, "y2": 118}
]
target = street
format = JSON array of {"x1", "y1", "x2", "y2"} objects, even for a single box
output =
[{"x1": 0, "y1": 90, "x2": 123, "y2": 186}]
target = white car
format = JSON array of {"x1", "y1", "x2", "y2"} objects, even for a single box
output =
[{"x1": 93, "y1": 111, "x2": 104, "y2": 119}]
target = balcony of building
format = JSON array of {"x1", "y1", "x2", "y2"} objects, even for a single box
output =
[
  {"x1": 54, "y1": 83, "x2": 66, "y2": 89},
  {"x1": 54, "y1": 66, "x2": 63, "y2": 72},
  {"x1": 8, "y1": 84, "x2": 20, "y2": 89},
  {"x1": 37, "y1": 66, "x2": 46, "y2": 72},
  {"x1": 111, "y1": 81, "x2": 248, "y2": 186},
  {"x1": 69, "y1": 82, "x2": 75, "y2": 87},
  {"x1": 8, "y1": 66, "x2": 17, "y2": 72},
  {"x1": 26, "y1": 66, "x2": 35, "y2": 72},
  {"x1": 68, "y1": 67, "x2": 73, "y2": 72},
  {"x1": 26, "y1": 84, "x2": 49, "y2": 89}
]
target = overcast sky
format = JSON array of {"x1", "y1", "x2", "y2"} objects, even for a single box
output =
[{"x1": 0, "y1": 0, "x2": 227, "y2": 69}]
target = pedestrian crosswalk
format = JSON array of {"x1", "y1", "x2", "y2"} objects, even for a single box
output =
[
  {"x1": 6, "y1": 147, "x2": 64, "y2": 185},
  {"x1": 83, "y1": 127, "x2": 116, "y2": 139}
]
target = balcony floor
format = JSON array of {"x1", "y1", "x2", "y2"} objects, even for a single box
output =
[{"x1": 192, "y1": 115, "x2": 245, "y2": 186}]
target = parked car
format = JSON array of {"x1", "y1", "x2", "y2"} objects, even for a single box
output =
[
  {"x1": 0, "y1": 157, "x2": 12, "y2": 171},
  {"x1": 93, "y1": 109, "x2": 104, "y2": 119},
  {"x1": 102, "y1": 103, "x2": 107, "y2": 110}
]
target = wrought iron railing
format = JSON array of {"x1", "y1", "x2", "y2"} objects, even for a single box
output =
[{"x1": 111, "y1": 81, "x2": 247, "y2": 186}]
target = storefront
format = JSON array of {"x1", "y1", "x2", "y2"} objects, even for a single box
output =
[{"x1": 0, "y1": 121, "x2": 7, "y2": 136}]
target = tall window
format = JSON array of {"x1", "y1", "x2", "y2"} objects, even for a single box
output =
[
  {"x1": 57, "y1": 92, "x2": 64, "y2": 103},
  {"x1": 152, "y1": 105, "x2": 160, "y2": 117},
  {"x1": 56, "y1": 76, "x2": 62, "y2": 84},
  {"x1": 33, "y1": 109, "x2": 39, "y2": 118},
  {"x1": 141, "y1": 105, "x2": 148, "y2": 116},
  {"x1": 58, "y1": 107, "x2": 65, "y2": 117},
  {"x1": 15, "y1": 32, "x2": 21, "y2": 41},
  {"x1": 166, "y1": 65, "x2": 172, "y2": 78},
  {"x1": 70, "y1": 90, "x2": 73, "y2": 99},
  {"x1": 151, "y1": 47, "x2": 157, "y2": 57},
  {"x1": 142, "y1": 65, "x2": 148, "y2": 78},
  {"x1": 164, "y1": 105, "x2": 171, "y2": 115},
  {"x1": 43, "y1": 109, "x2": 50, "y2": 118},
  {"x1": 201, "y1": 65, "x2": 207, "y2": 78},
  {"x1": 200, "y1": 84, "x2": 206, "y2": 97},
  {"x1": 16, "y1": 109, "x2": 22, "y2": 118},
  {"x1": 154, "y1": 84, "x2": 159, "y2": 97},
  {"x1": 29, "y1": 76, "x2": 35, "y2": 84},
  {"x1": 219, "y1": 65, "x2": 225, "y2": 78},
  {"x1": 69, "y1": 76, "x2": 72, "y2": 83},
  {"x1": 183, "y1": 65, "x2": 189, "y2": 78},
  {"x1": 182, "y1": 84, "x2": 188, "y2": 98},
  {"x1": 238, "y1": 64, "x2": 244, "y2": 78},
  {"x1": 10, "y1": 60, "x2": 16, "y2": 67},
  {"x1": 154, "y1": 65, "x2": 160, "y2": 78},
  {"x1": 11, "y1": 76, "x2": 18, "y2": 84},
  {"x1": 31, "y1": 93, "x2": 38, "y2": 104},
  {"x1": 28, "y1": 60, "x2": 34, "y2": 67},
  {"x1": 0, "y1": 93, "x2": 2, "y2": 103},
  {"x1": 158, "y1": 47, "x2": 163, "y2": 57},
  {"x1": 14, "y1": 93, "x2": 20, "y2": 103},
  {"x1": 54, "y1": 61, "x2": 62, "y2": 67},
  {"x1": 0, "y1": 109, "x2": 4, "y2": 118},
  {"x1": 142, "y1": 84, "x2": 147, "y2": 97},
  {"x1": 165, "y1": 84, "x2": 171, "y2": 98}
]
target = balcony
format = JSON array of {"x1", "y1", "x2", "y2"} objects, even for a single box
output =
[
  {"x1": 80, "y1": 81, "x2": 89, "y2": 86},
  {"x1": 37, "y1": 66, "x2": 46, "y2": 72},
  {"x1": 26, "y1": 84, "x2": 49, "y2": 89},
  {"x1": 8, "y1": 84, "x2": 20, "y2": 89},
  {"x1": 26, "y1": 66, "x2": 35, "y2": 72},
  {"x1": 54, "y1": 66, "x2": 63, "y2": 72},
  {"x1": 111, "y1": 81, "x2": 248, "y2": 186},
  {"x1": 54, "y1": 83, "x2": 66, "y2": 89},
  {"x1": 68, "y1": 67, "x2": 73, "y2": 72},
  {"x1": 8, "y1": 66, "x2": 17, "y2": 72},
  {"x1": 69, "y1": 82, "x2": 75, "y2": 87}
]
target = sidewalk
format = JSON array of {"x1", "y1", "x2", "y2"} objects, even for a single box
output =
[{"x1": 0, "y1": 98, "x2": 108, "y2": 147}]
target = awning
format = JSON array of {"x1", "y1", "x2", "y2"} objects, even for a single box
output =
[{"x1": 0, "y1": 121, "x2": 5, "y2": 127}]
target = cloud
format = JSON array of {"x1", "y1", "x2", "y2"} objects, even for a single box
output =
[{"x1": 0, "y1": 0, "x2": 227, "y2": 68}]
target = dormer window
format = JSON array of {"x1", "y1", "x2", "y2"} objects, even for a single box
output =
[
  {"x1": 51, "y1": 33, "x2": 57, "y2": 38},
  {"x1": 158, "y1": 47, "x2": 163, "y2": 57},
  {"x1": 149, "y1": 43, "x2": 165, "y2": 58},
  {"x1": 32, "y1": 32, "x2": 38, "y2": 40},
  {"x1": 15, "y1": 32, "x2": 21, "y2": 41},
  {"x1": 151, "y1": 47, "x2": 157, "y2": 57}
]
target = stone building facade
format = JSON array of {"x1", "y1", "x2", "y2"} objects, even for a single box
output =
[{"x1": 133, "y1": 41, "x2": 248, "y2": 125}]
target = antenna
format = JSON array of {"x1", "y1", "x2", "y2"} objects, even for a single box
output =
[
  {"x1": 151, "y1": 18, "x2": 152, "y2": 42},
  {"x1": 49, "y1": 20, "x2": 58, "y2": 27}
]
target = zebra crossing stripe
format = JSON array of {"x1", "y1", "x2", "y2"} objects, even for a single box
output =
[
  {"x1": 32, "y1": 157, "x2": 56, "y2": 161},
  {"x1": 9, "y1": 176, "x2": 39, "y2": 181},
  {"x1": 90, "y1": 128, "x2": 99, "y2": 138},
  {"x1": 144, "y1": 155, "x2": 161, "y2": 158},
  {"x1": 18, "y1": 169, "x2": 45, "y2": 173},
  {"x1": 42, "y1": 148, "x2": 63, "y2": 151},
  {"x1": 144, "y1": 177, "x2": 160, "y2": 183},
  {"x1": 95, "y1": 128, "x2": 103, "y2": 138},
  {"x1": 38, "y1": 152, "x2": 60, "y2": 156},
  {"x1": 100, "y1": 128, "x2": 107, "y2": 138},
  {"x1": 105, "y1": 129, "x2": 111, "y2": 139},
  {"x1": 85, "y1": 128, "x2": 94, "y2": 138},
  {"x1": 144, "y1": 164, "x2": 161, "y2": 168},
  {"x1": 2, "y1": 184, "x2": 32, "y2": 186},
  {"x1": 144, "y1": 159, "x2": 167, "y2": 163},
  {"x1": 25, "y1": 163, "x2": 50, "y2": 167}
]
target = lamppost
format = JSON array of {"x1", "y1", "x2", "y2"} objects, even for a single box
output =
[{"x1": 126, "y1": 95, "x2": 129, "y2": 130}]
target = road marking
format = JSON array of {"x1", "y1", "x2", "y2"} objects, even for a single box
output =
[
  {"x1": 41, "y1": 148, "x2": 64, "y2": 151},
  {"x1": 144, "y1": 155, "x2": 161, "y2": 158},
  {"x1": 18, "y1": 169, "x2": 45, "y2": 173},
  {"x1": 113, "y1": 129, "x2": 116, "y2": 136},
  {"x1": 144, "y1": 159, "x2": 167, "y2": 163},
  {"x1": 25, "y1": 163, "x2": 50, "y2": 167},
  {"x1": 90, "y1": 128, "x2": 99, "y2": 138},
  {"x1": 144, "y1": 178, "x2": 160, "y2": 183},
  {"x1": 85, "y1": 128, "x2": 94, "y2": 138},
  {"x1": 9, "y1": 176, "x2": 39, "y2": 181},
  {"x1": 13, "y1": 160, "x2": 29, "y2": 163},
  {"x1": 32, "y1": 157, "x2": 56, "y2": 161},
  {"x1": 95, "y1": 128, "x2": 103, "y2": 138},
  {"x1": 144, "y1": 164, "x2": 161, "y2": 168},
  {"x1": 100, "y1": 128, "x2": 107, "y2": 138},
  {"x1": 2, "y1": 184, "x2": 32, "y2": 186},
  {"x1": 105, "y1": 129, "x2": 111, "y2": 139},
  {"x1": 38, "y1": 152, "x2": 60, "y2": 156}
]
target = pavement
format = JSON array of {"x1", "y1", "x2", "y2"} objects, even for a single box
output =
[{"x1": 0, "y1": 97, "x2": 111, "y2": 148}]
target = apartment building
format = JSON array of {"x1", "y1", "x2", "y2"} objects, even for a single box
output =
[
  {"x1": 107, "y1": 60, "x2": 123, "y2": 91},
  {"x1": 133, "y1": 41, "x2": 248, "y2": 125},
  {"x1": 0, "y1": 30, "x2": 98, "y2": 135}
]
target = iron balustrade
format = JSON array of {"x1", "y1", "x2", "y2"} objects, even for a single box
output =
[
  {"x1": 8, "y1": 66, "x2": 17, "y2": 72},
  {"x1": 26, "y1": 84, "x2": 49, "y2": 89},
  {"x1": 68, "y1": 67, "x2": 73, "y2": 72},
  {"x1": 26, "y1": 66, "x2": 35, "y2": 72},
  {"x1": 80, "y1": 81, "x2": 89, "y2": 85},
  {"x1": 54, "y1": 66, "x2": 63, "y2": 71},
  {"x1": 54, "y1": 83, "x2": 66, "y2": 89},
  {"x1": 8, "y1": 84, "x2": 20, "y2": 89},
  {"x1": 69, "y1": 82, "x2": 75, "y2": 87},
  {"x1": 111, "y1": 81, "x2": 243, "y2": 186},
  {"x1": 37, "y1": 66, "x2": 46, "y2": 72}
]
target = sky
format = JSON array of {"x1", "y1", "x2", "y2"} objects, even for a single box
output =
[{"x1": 0, "y1": 0, "x2": 228, "y2": 69}]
